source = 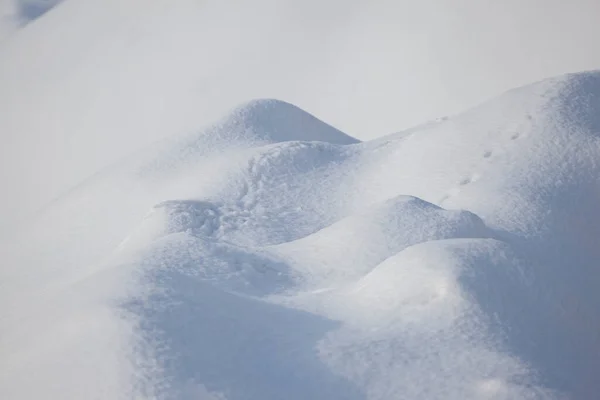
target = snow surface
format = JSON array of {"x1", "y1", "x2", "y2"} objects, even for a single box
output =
[
  {"x1": 0, "y1": 0, "x2": 19, "y2": 42},
  {"x1": 2, "y1": 71, "x2": 600, "y2": 399}
]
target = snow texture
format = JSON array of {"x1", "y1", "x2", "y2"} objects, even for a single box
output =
[{"x1": 2, "y1": 71, "x2": 600, "y2": 399}]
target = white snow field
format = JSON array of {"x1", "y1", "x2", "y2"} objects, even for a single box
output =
[{"x1": 2, "y1": 70, "x2": 600, "y2": 399}]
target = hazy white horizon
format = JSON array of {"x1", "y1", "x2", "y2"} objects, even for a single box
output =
[{"x1": 1, "y1": 0, "x2": 599, "y2": 233}]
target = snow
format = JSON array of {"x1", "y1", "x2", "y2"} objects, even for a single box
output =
[
  {"x1": 2, "y1": 70, "x2": 600, "y2": 399},
  {"x1": 16, "y1": 1, "x2": 62, "y2": 21},
  {"x1": 0, "y1": 0, "x2": 61, "y2": 43},
  {"x1": 269, "y1": 196, "x2": 491, "y2": 286},
  {"x1": 0, "y1": 0, "x2": 18, "y2": 42},
  {"x1": 3, "y1": 0, "x2": 600, "y2": 235}
]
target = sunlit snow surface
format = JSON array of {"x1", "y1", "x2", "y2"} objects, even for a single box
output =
[{"x1": 2, "y1": 73, "x2": 600, "y2": 399}]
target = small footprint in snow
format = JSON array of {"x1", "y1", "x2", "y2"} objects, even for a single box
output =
[
  {"x1": 440, "y1": 174, "x2": 480, "y2": 205},
  {"x1": 483, "y1": 150, "x2": 492, "y2": 158},
  {"x1": 459, "y1": 177, "x2": 472, "y2": 186},
  {"x1": 511, "y1": 132, "x2": 520, "y2": 140},
  {"x1": 459, "y1": 173, "x2": 481, "y2": 186}
]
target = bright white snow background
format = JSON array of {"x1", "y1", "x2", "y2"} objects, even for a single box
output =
[{"x1": 1, "y1": 1, "x2": 600, "y2": 400}]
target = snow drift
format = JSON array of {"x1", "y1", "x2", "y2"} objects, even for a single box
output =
[{"x1": 2, "y1": 71, "x2": 600, "y2": 399}]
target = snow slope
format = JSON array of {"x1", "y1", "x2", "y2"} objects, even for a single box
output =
[{"x1": 2, "y1": 71, "x2": 600, "y2": 399}]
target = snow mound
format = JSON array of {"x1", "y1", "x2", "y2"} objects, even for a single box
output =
[
  {"x1": 222, "y1": 99, "x2": 358, "y2": 145},
  {"x1": 131, "y1": 98, "x2": 356, "y2": 179},
  {"x1": 271, "y1": 195, "x2": 491, "y2": 286},
  {"x1": 115, "y1": 199, "x2": 293, "y2": 297},
  {"x1": 313, "y1": 239, "x2": 559, "y2": 400},
  {"x1": 3, "y1": 70, "x2": 600, "y2": 399}
]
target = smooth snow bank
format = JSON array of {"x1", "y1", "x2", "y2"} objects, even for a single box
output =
[{"x1": 3, "y1": 71, "x2": 600, "y2": 399}]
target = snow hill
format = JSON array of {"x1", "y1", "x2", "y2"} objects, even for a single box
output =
[{"x1": 2, "y1": 70, "x2": 600, "y2": 399}]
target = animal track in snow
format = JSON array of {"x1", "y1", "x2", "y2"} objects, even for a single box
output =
[
  {"x1": 459, "y1": 173, "x2": 480, "y2": 186},
  {"x1": 459, "y1": 177, "x2": 472, "y2": 186},
  {"x1": 440, "y1": 173, "x2": 481, "y2": 205},
  {"x1": 483, "y1": 150, "x2": 492, "y2": 158}
]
